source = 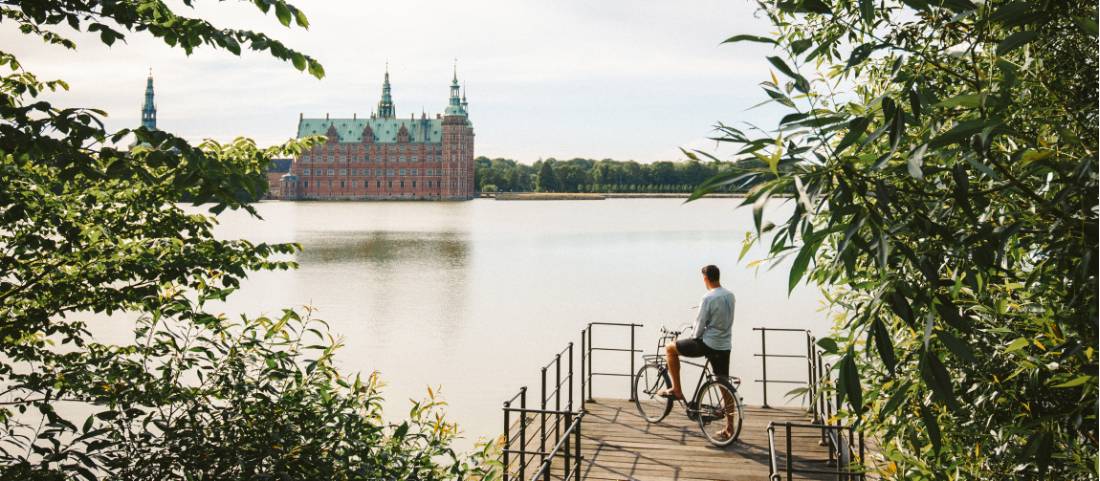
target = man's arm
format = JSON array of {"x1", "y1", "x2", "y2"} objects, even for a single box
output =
[{"x1": 691, "y1": 296, "x2": 710, "y2": 339}]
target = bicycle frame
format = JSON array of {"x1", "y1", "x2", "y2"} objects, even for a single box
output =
[{"x1": 643, "y1": 351, "x2": 719, "y2": 412}]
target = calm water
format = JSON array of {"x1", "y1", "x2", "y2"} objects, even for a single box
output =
[{"x1": 97, "y1": 198, "x2": 832, "y2": 447}]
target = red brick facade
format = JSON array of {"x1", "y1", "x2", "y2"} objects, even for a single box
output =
[{"x1": 283, "y1": 119, "x2": 474, "y2": 201}]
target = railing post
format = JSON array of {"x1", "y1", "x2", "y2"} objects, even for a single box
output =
[
  {"x1": 520, "y1": 387, "x2": 527, "y2": 481},
  {"x1": 503, "y1": 400, "x2": 511, "y2": 481},
  {"x1": 563, "y1": 411, "x2": 572, "y2": 479},
  {"x1": 785, "y1": 422, "x2": 793, "y2": 481},
  {"x1": 568, "y1": 342, "x2": 574, "y2": 411},
  {"x1": 574, "y1": 413, "x2": 582, "y2": 479},
  {"x1": 580, "y1": 330, "x2": 586, "y2": 411},
  {"x1": 555, "y1": 354, "x2": 561, "y2": 446},
  {"x1": 761, "y1": 329, "x2": 770, "y2": 408},
  {"x1": 806, "y1": 332, "x2": 815, "y2": 416},
  {"x1": 629, "y1": 324, "x2": 636, "y2": 401},
  {"x1": 540, "y1": 367, "x2": 547, "y2": 474},
  {"x1": 586, "y1": 326, "x2": 593, "y2": 402},
  {"x1": 859, "y1": 429, "x2": 866, "y2": 481}
]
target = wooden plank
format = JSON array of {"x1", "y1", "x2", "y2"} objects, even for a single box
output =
[{"x1": 542, "y1": 398, "x2": 857, "y2": 481}]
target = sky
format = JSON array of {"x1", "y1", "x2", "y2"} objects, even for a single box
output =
[{"x1": 3, "y1": 1, "x2": 787, "y2": 163}]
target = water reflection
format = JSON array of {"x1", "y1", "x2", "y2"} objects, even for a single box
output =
[{"x1": 297, "y1": 230, "x2": 469, "y2": 268}]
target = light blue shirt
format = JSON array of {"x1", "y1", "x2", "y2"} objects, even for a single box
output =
[{"x1": 691, "y1": 287, "x2": 735, "y2": 351}]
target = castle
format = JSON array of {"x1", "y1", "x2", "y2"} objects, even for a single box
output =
[{"x1": 281, "y1": 66, "x2": 476, "y2": 200}]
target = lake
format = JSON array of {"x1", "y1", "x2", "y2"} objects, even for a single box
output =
[{"x1": 97, "y1": 198, "x2": 832, "y2": 448}]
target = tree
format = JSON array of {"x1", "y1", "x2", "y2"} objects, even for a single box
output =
[
  {"x1": 694, "y1": 0, "x2": 1097, "y2": 478},
  {"x1": 535, "y1": 159, "x2": 560, "y2": 192},
  {"x1": 0, "y1": 1, "x2": 493, "y2": 479}
]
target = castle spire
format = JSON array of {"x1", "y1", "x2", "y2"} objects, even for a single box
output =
[
  {"x1": 445, "y1": 60, "x2": 465, "y2": 116},
  {"x1": 141, "y1": 69, "x2": 157, "y2": 130},
  {"x1": 377, "y1": 63, "x2": 396, "y2": 118}
]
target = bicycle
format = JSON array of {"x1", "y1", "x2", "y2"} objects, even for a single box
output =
[{"x1": 632, "y1": 325, "x2": 744, "y2": 447}]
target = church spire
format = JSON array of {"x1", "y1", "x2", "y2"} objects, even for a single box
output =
[
  {"x1": 445, "y1": 59, "x2": 466, "y2": 117},
  {"x1": 377, "y1": 63, "x2": 396, "y2": 118},
  {"x1": 141, "y1": 68, "x2": 157, "y2": 130}
]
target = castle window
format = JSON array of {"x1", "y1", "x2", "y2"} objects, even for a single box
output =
[
  {"x1": 327, "y1": 169, "x2": 334, "y2": 176},
  {"x1": 399, "y1": 169, "x2": 406, "y2": 176},
  {"x1": 375, "y1": 168, "x2": 383, "y2": 175},
  {"x1": 426, "y1": 168, "x2": 433, "y2": 176},
  {"x1": 387, "y1": 169, "x2": 394, "y2": 176},
  {"x1": 400, "y1": 180, "x2": 405, "y2": 188},
  {"x1": 412, "y1": 155, "x2": 418, "y2": 162},
  {"x1": 376, "y1": 181, "x2": 381, "y2": 188},
  {"x1": 303, "y1": 168, "x2": 311, "y2": 175},
  {"x1": 411, "y1": 168, "x2": 418, "y2": 175},
  {"x1": 399, "y1": 156, "x2": 405, "y2": 162},
  {"x1": 388, "y1": 181, "x2": 392, "y2": 188},
  {"x1": 412, "y1": 180, "x2": 417, "y2": 188},
  {"x1": 304, "y1": 181, "x2": 309, "y2": 188},
  {"x1": 340, "y1": 181, "x2": 345, "y2": 188},
  {"x1": 339, "y1": 169, "x2": 347, "y2": 176}
]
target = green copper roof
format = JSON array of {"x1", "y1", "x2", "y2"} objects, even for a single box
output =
[{"x1": 297, "y1": 117, "x2": 445, "y2": 143}]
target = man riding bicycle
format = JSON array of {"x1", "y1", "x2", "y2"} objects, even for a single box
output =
[{"x1": 659, "y1": 264, "x2": 736, "y2": 439}]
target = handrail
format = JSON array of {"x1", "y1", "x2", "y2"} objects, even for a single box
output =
[
  {"x1": 752, "y1": 327, "x2": 812, "y2": 409},
  {"x1": 581, "y1": 322, "x2": 642, "y2": 407},
  {"x1": 766, "y1": 420, "x2": 867, "y2": 480},
  {"x1": 766, "y1": 422, "x2": 780, "y2": 481},
  {"x1": 527, "y1": 411, "x2": 584, "y2": 481}
]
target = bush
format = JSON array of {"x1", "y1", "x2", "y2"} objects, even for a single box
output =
[{"x1": 695, "y1": 0, "x2": 1097, "y2": 478}]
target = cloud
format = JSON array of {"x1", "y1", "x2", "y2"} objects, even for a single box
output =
[{"x1": 1, "y1": 0, "x2": 786, "y2": 162}]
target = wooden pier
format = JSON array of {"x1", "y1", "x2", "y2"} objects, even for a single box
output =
[
  {"x1": 510, "y1": 398, "x2": 843, "y2": 481},
  {"x1": 501, "y1": 324, "x2": 872, "y2": 481}
]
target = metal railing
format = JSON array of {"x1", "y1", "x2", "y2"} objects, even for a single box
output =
[
  {"x1": 757, "y1": 327, "x2": 868, "y2": 480},
  {"x1": 502, "y1": 340, "x2": 581, "y2": 481},
  {"x1": 581, "y1": 322, "x2": 642, "y2": 406},
  {"x1": 753, "y1": 327, "x2": 815, "y2": 409},
  {"x1": 767, "y1": 421, "x2": 866, "y2": 481},
  {"x1": 504, "y1": 322, "x2": 641, "y2": 481}
]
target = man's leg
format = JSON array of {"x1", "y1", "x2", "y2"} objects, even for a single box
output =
[{"x1": 663, "y1": 341, "x2": 684, "y2": 399}]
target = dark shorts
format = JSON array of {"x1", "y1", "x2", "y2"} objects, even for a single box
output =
[{"x1": 675, "y1": 338, "x2": 730, "y2": 377}]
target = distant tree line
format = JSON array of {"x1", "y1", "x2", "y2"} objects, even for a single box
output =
[{"x1": 473, "y1": 157, "x2": 766, "y2": 193}]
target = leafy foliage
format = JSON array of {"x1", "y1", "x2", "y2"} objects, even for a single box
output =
[
  {"x1": 0, "y1": 1, "x2": 494, "y2": 479},
  {"x1": 474, "y1": 156, "x2": 762, "y2": 193},
  {"x1": 696, "y1": 0, "x2": 1097, "y2": 478}
]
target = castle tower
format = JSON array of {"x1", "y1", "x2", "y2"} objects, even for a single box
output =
[
  {"x1": 441, "y1": 63, "x2": 473, "y2": 199},
  {"x1": 141, "y1": 70, "x2": 157, "y2": 130},
  {"x1": 377, "y1": 65, "x2": 396, "y2": 119}
]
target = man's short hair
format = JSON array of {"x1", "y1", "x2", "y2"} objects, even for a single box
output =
[{"x1": 701, "y1": 265, "x2": 720, "y2": 283}]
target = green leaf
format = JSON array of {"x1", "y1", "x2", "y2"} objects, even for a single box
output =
[
  {"x1": 721, "y1": 34, "x2": 777, "y2": 45},
  {"x1": 767, "y1": 56, "x2": 798, "y2": 80},
  {"x1": 935, "y1": 93, "x2": 983, "y2": 108},
  {"x1": 1005, "y1": 337, "x2": 1029, "y2": 353},
  {"x1": 816, "y1": 337, "x2": 839, "y2": 354},
  {"x1": 996, "y1": 31, "x2": 1038, "y2": 55},
  {"x1": 834, "y1": 116, "x2": 870, "y2": 155},
  {"x1": 937, "y1": 330, "x2": 976, "y2": 363},
  {"x1": 872, "y1": 318, "x2": 897, "y2": 372},
  {"x1": 1073, "y1": 16, "x2": 1099, "y2": 37},
  {"x1": 907, "y1": 143, "x2": 927, "y2": 180},
  {"x1": 920, "y1": 403, "x2": 942, "y2": 452},
  {"x1": 789, "y1": 241, "x2": 817, "y2": 293},
  {"x1": 1052, "y1": 375, "x2": 1092, "y2": 388},
  {"x1": 275, "y1": 2, "x2": 293, "y2": 26},
  {"x1": 859, "y1": 0, "x2": 875, "y2": 25}
]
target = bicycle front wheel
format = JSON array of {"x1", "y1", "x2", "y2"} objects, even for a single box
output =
[
  {"x1": 633, "y1": 363, "x2": 673, "y2": 423},
  {"x1": 695, "y1": 379, "x2": 743, "y2": 447}
]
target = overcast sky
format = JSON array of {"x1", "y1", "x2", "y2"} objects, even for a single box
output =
[{"x1": 4, "y1": 1, "x2": 786, "y2": 163}]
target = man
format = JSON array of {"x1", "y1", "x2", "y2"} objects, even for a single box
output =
[{"x1": 659, "y1": 264, "x2": 736, "y2": 438}]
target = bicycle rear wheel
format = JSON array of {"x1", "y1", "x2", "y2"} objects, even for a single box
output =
[
  {"x1": 633, "y1": 363, "x2": 673, "y2": 423},
  {"x1": 695, "y1": 379, "x2": 743, "y2": 447}
]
